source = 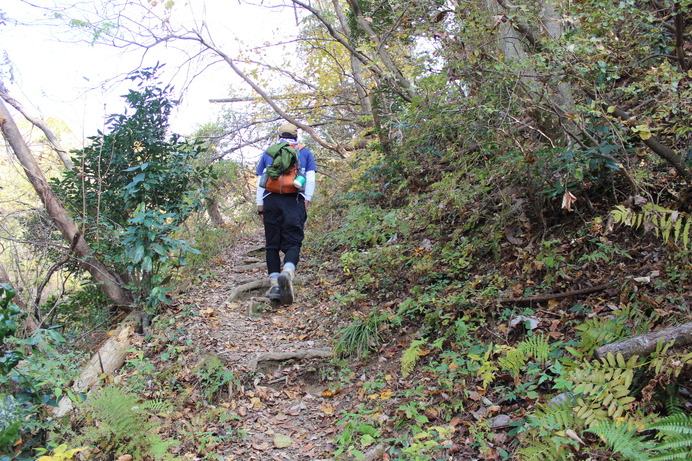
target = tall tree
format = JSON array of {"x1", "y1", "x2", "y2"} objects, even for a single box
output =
[{"x1": 0, "y1": 97, "x2": 133, "y2": 308}]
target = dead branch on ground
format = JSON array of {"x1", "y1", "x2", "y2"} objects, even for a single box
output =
[
  {"x1": 496, "y1": 281, "x2": 616, "y2": 303},
  {"x1": 595, "y1": 322, "x2": 692, "y2": 359}
]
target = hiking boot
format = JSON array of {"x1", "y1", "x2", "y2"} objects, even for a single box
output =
[
  {"x1": 266, "y1": 279, "x2": 281, "y2": 301},
  {"x1": 278, "y1": 269, "x2": 295, "y2": 305}
]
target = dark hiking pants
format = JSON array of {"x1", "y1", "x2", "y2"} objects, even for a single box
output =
[{"x1": 263, "y1": 193, "x2": 307, "y2": 275}]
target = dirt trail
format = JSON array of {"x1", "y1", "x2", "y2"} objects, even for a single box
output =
[{"x1": 175, "y1": 230, "x2": 341, "y2": 460}]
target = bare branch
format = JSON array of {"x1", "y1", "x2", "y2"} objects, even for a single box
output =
[
  {"x1": 607, "y1": 105, "x2": 692, "y2": 183},
  {"x1": 0, "y1": 82, "x2": 74, "y2": 170},
  {"x1": 189, "y1": 31, "x2": 351, "y2": 158}
]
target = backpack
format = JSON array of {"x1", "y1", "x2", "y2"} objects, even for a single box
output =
[{"x1": 263, "y1": 142, "x2": 304, "y2": 194}]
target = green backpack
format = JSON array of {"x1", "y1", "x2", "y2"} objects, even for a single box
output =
[{"x1": 265, "y1": 142, "x2": 300, "y2": 180}]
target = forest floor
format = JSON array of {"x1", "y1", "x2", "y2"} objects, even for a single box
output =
[
  {"x1": 164, "y1": 229, "x2": 354, "y2": 460},
  {"x1": 128, "y1": 218, "x2": 691, "y2": 461}
]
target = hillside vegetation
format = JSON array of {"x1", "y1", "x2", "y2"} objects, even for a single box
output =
[{"x1": 1, "y1": 0, "x2": 691, "y2": 459}]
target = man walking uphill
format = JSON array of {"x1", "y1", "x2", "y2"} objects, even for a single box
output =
[{"x1": 256, "y1": 122, "x2": 316, "y2": 305}]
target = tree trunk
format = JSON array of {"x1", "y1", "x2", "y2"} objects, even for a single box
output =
[
  {"x1": 206, "y1": 197, "x2": 226, "y2": 227},
  {"x1": 331, "y1": 0, "x2": 373, "y2": 117},
  {"x1": 0, "y1": 99, "x2": 133, "y2": 308},
  {"x1": 486, "y1": 0, "x2": 577, "y2": 143},
  {"x1": 344, "y1": 0, "x2": 416, "y2": 102}
]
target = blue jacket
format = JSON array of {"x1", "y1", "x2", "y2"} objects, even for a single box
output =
[{"x1": 255, "y1": 143, "x2": 317, "y2": 176}]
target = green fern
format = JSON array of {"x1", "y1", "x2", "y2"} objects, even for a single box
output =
[
  {"x1": 401, "y1": 339, "x2": 426, "y2": 377},
  {"x1": 589, "y1": 421, "x2": 655, "y2": 461},
  {"x1": 517, "y1": 401, "x2": 582, "y2": 460},
  {"x1": 648, "y1": 414, "x2": 692, "y2": 461},
  {"x1": 469, "y1": 344, "x2": 499, "y2": 388},
  {"x1": 568, "y1": 354, "x2": 639, "y2": 426},
  {"x1": 78, "y1": 385, "x2": 179, "y2": 460},
  {"x1": 612, "y1": 204, "x2": 692, "y2": 249},
  {"x1": 516, "y1": 438, "x2": 571, "y2": 461},
  {"x1": 143, "y1": 398, "x2": 173, "y2": 415},
  {"x1": 571, "y1": 317, "x2": 628, "y2": 357},
  {"x1": 520, "y1": 334, "x2": 551, "y2": 363},
  {"x1": 499, "y1": 334, "x2": 551, "y2": 379},
  {"x1": 528, "y1": 401, "x2": 581, "y2": 432},
  {"x1": 499, "y1": 346, "x2": 528, "y2": 378}
]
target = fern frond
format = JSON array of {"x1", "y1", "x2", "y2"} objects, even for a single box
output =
[
  {"x1": 649, "y1": 412, "x2": 692, "y2": 459},
  {"x1": 648, "y1": 453, "x2": 692, "y2": 461},
  {"x1": 650, "y1": 414, "x2": 692, "y2": 436},
  {"x1": 589, "y1": 421, "x2": 654, "y2": 461},
  {"x1": 653, "y1": 438, "x2": 692, "y2": 453},
  {"x1": 498, "y1": 346, "x2": 527, "y2": 378},
  {"x1": 516, "y1": 438, "x2": 566, "y2": 461},
  {"x1": 143, "y1": 398, "x2": 172, "y2": 415},
  {"x1": 576, "y1": 317, "x2": 627, "y2": 355},
  {"x1": 528, "y1": 401, "x2": 580, "y2": 431},
  {"x1": 611, "y1": 204, "x2": 692, "y2": 249},
  {"x1": 472, "y1": 345, "x2": 499, "y2": 388},
  {"x1": 520, "y1": 334, "x2": 551, "y2": 363},
  {"x1": 79, "y1": 385, "x2": 179, "y2": 460},
  {"x1": 401, "y1": 339, "x2": 426, "y2": 377}
]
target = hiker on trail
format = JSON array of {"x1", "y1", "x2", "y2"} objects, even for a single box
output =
[{"x1": 256, "y1": 122, "x2": 316, "y2": 305}]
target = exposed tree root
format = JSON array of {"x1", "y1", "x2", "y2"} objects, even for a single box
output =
[
  {"x1": 248, "y1": 348, "x2": 333, "y2": 371},
  {"x1": 224, "y1": 279, "x2": 271, "y2": 304},
  {"x1": 233, "y1": 262, "x2": 266, "y2": 272}
]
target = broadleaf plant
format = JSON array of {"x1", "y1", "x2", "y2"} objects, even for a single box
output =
[{"x1": 52, "y1": 64, "x2": 211, "y2": 311}]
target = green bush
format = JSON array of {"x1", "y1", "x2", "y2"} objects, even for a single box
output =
[{"x1": 51, "y1": 65, "x2": 212, "y2": 311}]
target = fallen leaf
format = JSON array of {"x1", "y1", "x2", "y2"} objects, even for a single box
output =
[
  {"x1": 510, "y1": 315, "x2": 540, "y2": 330},
  {"x1": 566, "y1": 429, "x2": 585, "y2": 445},
  {"x1": 250, "y1": 397, "x2": 263, "y2": 409},
  {"x1": 274, "y1": 434, "x2": 292, "y2": 448},
  {"x1": 468, "y1": 390, "x2": 482, "y2": 401},
  {"x1": 252, "y1": 441, "x2": 270, "y2": 451},
  {"x1": 492, "y1": 414, "x2": 511, "y2": 427},
  {"x1": 561, "y1": 190, "x2": 577, "y2": 211},
  {"x1": 379, "y1": 389, "x2": 394, "y2": 400},
  {"x1": 320, "y1": 403, "x2": 335, "y2": 415},
  {"x1": 322, "y1": 388, "x2": 342, "y2": 397},
  {"x1": 548, "y1": 330, "x2": 563, "y2": 339}
]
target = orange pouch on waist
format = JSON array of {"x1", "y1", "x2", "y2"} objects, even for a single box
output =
[{"x1": 265, "y1": 165, "x2": 299, "y2": 194}]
